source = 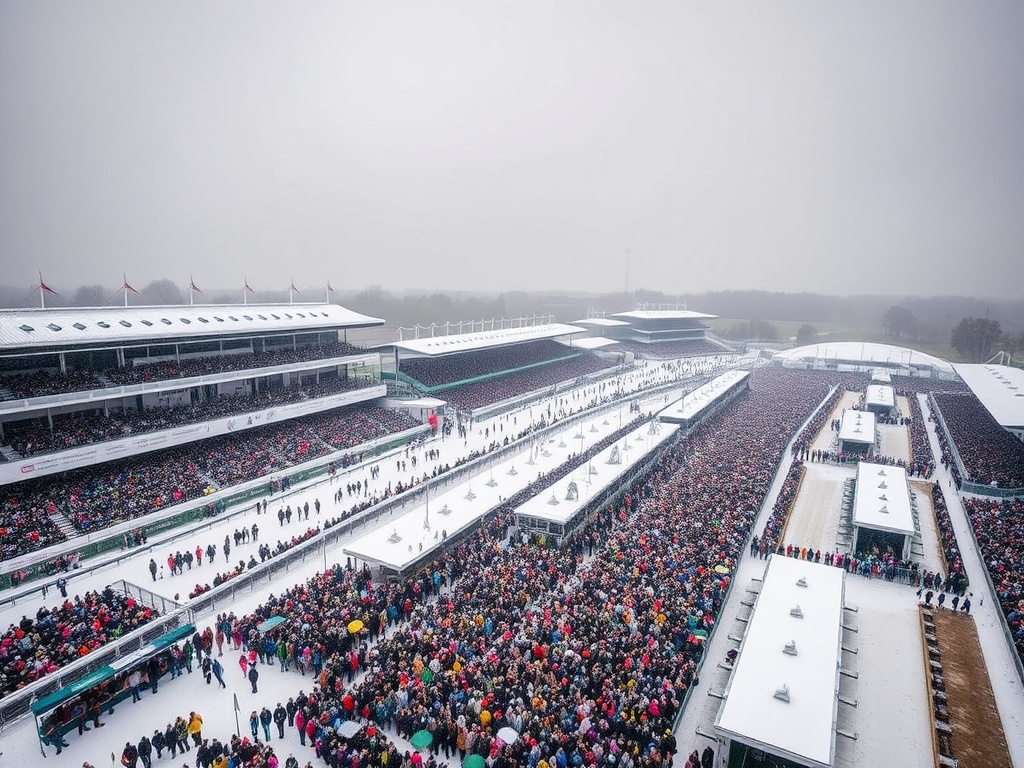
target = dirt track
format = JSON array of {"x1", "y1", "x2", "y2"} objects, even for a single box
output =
[{"x1": 930, "y1": 608, "x2": 1011, "y2": 768}]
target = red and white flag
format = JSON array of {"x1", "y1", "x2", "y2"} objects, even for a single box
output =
[
  {"x1": 39, "y1": 273, "x2": 58, "y2": 295},
  {"x1": 123, "y1": 275, "x2": 140, "y2": 294},
  {"x1": 189, "y1": 277, "x2": 203, "y2": 294}
]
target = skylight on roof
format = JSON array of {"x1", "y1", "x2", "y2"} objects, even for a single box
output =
[
  {"x1": 198, "y1": 317, "x2": 209, "y2": 323},
  {"x1": 47, "y1": 323, "x2": 61, "y2": 332},
  {"x1": 213, "y1": 316, "x2": 224, "y2": 322},
  {"x1": 97, "y1": 321, "x2": 110, "y2": 328},
  {"x1": 119, "y1": 320, "x2": 132, "y2": 327},
  {"x1": 73, "y1": 322, "x2": 86, "y2": 330},
  {"x1": 19, "y1": 324, "x2": 34, "y2": 332},
  {"x1": 179, "y1": 318, "x2": 191, "y2": 324},
  {"x1": 161, "y1": 318, "x2": 172, "y2": 325},
  {"x1": 140, "y1": 320, "x2": 153, "y2": 326}
]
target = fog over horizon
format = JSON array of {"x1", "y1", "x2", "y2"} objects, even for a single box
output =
[{"x1": 2, "y1": 2, "x2": 1022, "y2": 298}]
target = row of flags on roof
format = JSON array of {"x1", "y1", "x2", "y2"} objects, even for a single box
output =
[{"x1": 33, "y1": 273, "x2": 337, "y2": 308}]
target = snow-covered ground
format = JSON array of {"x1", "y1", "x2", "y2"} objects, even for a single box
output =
[{"x1": 2, "y1": 363, "x2": 1022, "y2": 768}]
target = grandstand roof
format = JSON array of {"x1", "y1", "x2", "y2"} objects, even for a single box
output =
[
  {"x1": 951, "y1": 363, "x2": 1024, "y2": 429},
  {"x1": 611, "y1": 309, "x2": 717, "y2": 320},
  {"x1": 775, "y1": 342, "x2": 954, "y2": 374},
  {"x1": 715, "y1": 556, "x2": 845, "y2": 768},
  {"x1": 375, "y1": 323, "x2": 584, "y2": 357},
  {"x1": 0, "y1": 303, "x2": 383, "y2": 353},
  {"x1": 854, "y1": 462, "x2": 915, "y2": 536},
  {"x1": 571, "y1": 318, "x2": 630, "y2": 327}
]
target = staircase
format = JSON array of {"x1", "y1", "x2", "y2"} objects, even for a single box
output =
[{"x1": 0, "y1": 445, "x2": 23, "y2": 462}]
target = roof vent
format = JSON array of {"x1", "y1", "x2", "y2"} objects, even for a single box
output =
[
  {"x1": 879, "y1": 505, "x2": 889, "y2": 514},
  {"x1": 796, "y1": 577, "x2": 808, "y2": 588},
  {"x1": 878, "y1": 481, "x2": 888, "y2": 489},
  {"x1": 783, "y1": 641, "x2": 798, "y2": 656},
  {"x1": 878, "y1": 469, "x2": 887, "y2": 476},
  {"x1": 547, "y1": 493, "x2": 560, "y2": 506},
  {"x1": 878, "y1": 494, "x2": 887, "y2": 501},
  {"x1": 773, "y1": 685, "x2": 791, "y2": 703},
  {"x1": 790, "y1": 605, "x2": 804, "y2": 619}
]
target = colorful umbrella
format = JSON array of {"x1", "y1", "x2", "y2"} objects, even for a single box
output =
[
  {"x1": 464, "y1": 756, "x2": 485, "y2": 768},
  {"x1": 411, "y1": 730, "x2": 433, "y2": 749},
  {"x1": 714, "y1": 565, "x2": 730, "y2": 574},
  {"x1": 496, "y1": 726, "x2": 519, "y2": 744},
  {"x1": 347, "y1": 619, "x2": 364, "y2": 634}
]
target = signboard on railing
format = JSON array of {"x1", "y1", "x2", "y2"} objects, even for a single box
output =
[{"x1": 0, "y1": 384, "x2": 386, "y2": 484}]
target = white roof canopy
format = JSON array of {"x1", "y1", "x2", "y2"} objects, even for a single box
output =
[
  {"x1": 0, "y1": 303, "x2": 383, "y2": 353},
  {"x1": 951, "y1": 363, "x2": 1024, "y2": 429},
  {"x1": 854, "y1": 462, "x2": 915, "y2": 536},
  {"x1": 376, "y1": 323, "x2": 584, "y2": 357},
  {"x1": 838, "y1": 410, "x2": 876, "y2": 445},
  {"x1": 659, "y1": 370, "x2": 749, "y2": 422},
  {"x1": 865, "y1": 384, "x2": 895, "y2": 409},
  {"x1": 566, "y1": 337, "x2": 620, "y2": 350},
  {"x1": 774, "y1": 342, "x2": 953, "y2": 374},
  {"x1": 571, "y1": 318, "x2": 630, "y2": 327},
  {"x1": 716, "y1": 556, "x2": 845, "y2": 768},
  {"x1": 611, "y1": 309, "x2": 717, "y2": 320}
]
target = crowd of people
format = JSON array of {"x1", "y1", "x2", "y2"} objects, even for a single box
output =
[
  {"x1": 0, "y1": 405, "x2": 420, "y2": 560},
  {"x1": 614, "y1": 340, "x2": 733, "y2": 360},
  {"x1": 962, "y1": 496, "x2": 1024, "y2": 665},
  {"x1": 1, "y1": 342, "x2": 367, "y2": 400},
  {"x1": 0, "y1": 586, "x2": 160, "y2": 698},
  {"x1": 189, "y1": 368, "x2": 845, "y2": 768},
  {"x1": 400, "y1": 341, "x2": 578, "y2": 389},
  {"x1": 4, "y1": 377, "x2": 373, "y2": 459},
  {"x1": 931, "y1": 391, "x2": 1024, "y2": 489},
  {"x1": 442, "y1": 355, "x2": 618, "y2": 412}
]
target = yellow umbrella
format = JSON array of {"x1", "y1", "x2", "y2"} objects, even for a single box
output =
[{"x1": 347, "y1": 619, "x2": 364, "y2": 634}]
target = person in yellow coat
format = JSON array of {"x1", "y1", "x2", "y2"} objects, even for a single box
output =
[{"x1": 187, "y1": 711, "x2": 203, "y2": 747}]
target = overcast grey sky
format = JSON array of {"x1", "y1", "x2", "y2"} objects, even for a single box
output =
[{"x1": 1, "y1": 2, "x2": 1022, "y2": 299}]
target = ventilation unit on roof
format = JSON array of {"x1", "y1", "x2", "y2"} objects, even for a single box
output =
[
  {"x1": 547, "y1": 493, "x2": 560, "y2": 506},
  {"x1": 878, "y1": 481, "x2": 888, "y2": 489},
  {"x1": 878, "y1": 494, "x2": 887, "y2": 501},
  {"x1": 790, "y1": 605, "x2": 804, "y2": 619},
  {"x1": 879, "y1": 505, "x2": 889, "y2": 514},
  {"x1": 783, "y1": 641, "x2": 798, "y2": 656},
  {"x1": 796, "y1": 577, "x2": 808, "y2": 588},
  {"x1": 773, "y1": 685, "x2": 791, "y2": 703}
]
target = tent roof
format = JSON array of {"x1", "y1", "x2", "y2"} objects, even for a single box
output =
[
  {"x1": 865, "y1": 384, "x2": 895, "y2": 409},
  {"x1": 715, "y1": 557, "x2": 844, "y2": 768},
  {"x1": 658, "y1": 370, "x2": 749, "y2": 421},
  {"x1": 0, "y1": 304, "x2": 382, "y2": 353},
  {"x1": 854, "y1": 462, "x2": 915, "y2": 536},
  {"x1": 376, "y1": 323, "x2": 584, "y2": 357},
  {"x1": 568, "y1": 337, "x2": 620, "y2": 350},
  {"x1": 951, "y1": 363, "x2": 1024, "y2": 429},
  {"x1": 838, "y1": 410, "x2": 876, "y2": 445},
  {"x1": 571, "y1": 318, "x2": 630, "y2": 327}
]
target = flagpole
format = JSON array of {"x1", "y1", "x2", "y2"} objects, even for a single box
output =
[
  {"x1": 123, "y1": 274, "x2": 128, "y2": 307},
  {"x1": 39, "y1": 274, "x2": 45, "y2": 309}
]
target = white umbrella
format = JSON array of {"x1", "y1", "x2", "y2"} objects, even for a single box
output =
[{"x1": 496, "y1": 726, "x2": 519, "y2": 744}]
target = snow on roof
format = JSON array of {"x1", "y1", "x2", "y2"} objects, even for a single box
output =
[
  {"x1": 376, "y1": 323, "x2": 584, "y2": 357},
  {"x1": 865, "y1": 384, "x2": 895, "y2": 409},
  {"x1": 854, "y1": 462, "x2": 915, "y2": 536},
  {"x1": 571, "y1": 318, "x2": 630, "y2": 327},
  {"x1": 659, "y1": 370, "x2": 750, "y2": 421},
  {"x1": 774, "y1": 342, "x2": 953, "y2": 373},
  {"x1": 951, "y1": 363, "x2": 1024, "y2": 429},
  {"x1": 0, "y1": 303, "x2": 383, "y2": 352},
  {"x1": 514, "y1": 421, "x2": 678, "y2": 525},
  {"x1": 870, "y1": 370, "x2": 892, "y2": 384},
  {"x1": 839, "y1": 410, "x2": 876, "y2": 445},
  {"x1": 611, "y1": 309, "x2": 717, "y2": 320},
  {"x1": 716, "y1": 556, "x2": 845, "y2": 768},
  {"x1": 567, "y1": 337, "x2": 620, "y2": 350}
]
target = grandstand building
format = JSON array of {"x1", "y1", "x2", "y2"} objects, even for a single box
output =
[
  {"x1": 0, "y1": 303, "x2": 436, "y2": 570},
  {"x1": 375, "y1": 323, "x2": 626, "y2": 415},
  {"x1": 951, "y1": 364, "x2": 1024, "y2": 442},
  {"x1": 571, "y1": 308, "x2": 734, "y2": 359}
]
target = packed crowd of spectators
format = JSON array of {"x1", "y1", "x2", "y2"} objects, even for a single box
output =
[
  {"x1": 204, "y1": 368, "x2": 841, "y2": 768},
  {"x1": 0, "y1": 586, "x2": 159, "y2": 697},
  {"x1": 0, "y1": 405, "x2": 420, "y2": 558},
  {"x1": 442, "y1": 354, "x2": 617, "y2": 411},
  {"x1": 931, "y1": 391, "x2": 1024, "y2": 488},
  {"x1": 400, "y1": 341, "x2": 577, "y2": 389},
  {"x1": 614, "y1": 340, "x2": 733, "y2": 359},
  {"x1": 962, "y1": 495, "x2": 1024, "y2": 665},
  {"x1": 4, "y1": 377, "x2": 374, "y2": 459},
  {"x1": 904, "y1": 392, "x2": 935, "y2": 477},
  {"x1": 0, "y1": 342, "x2": 367, "y2": 400}
]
